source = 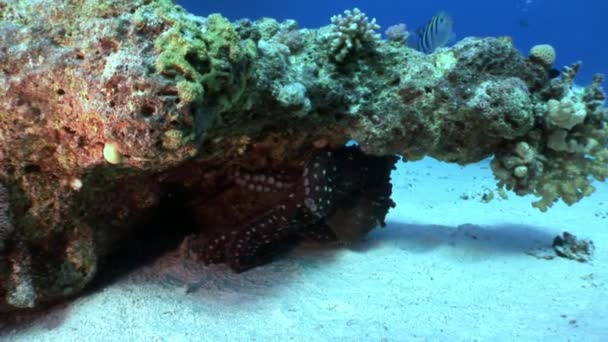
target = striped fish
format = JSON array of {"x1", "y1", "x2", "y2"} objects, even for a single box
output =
[{"x1": 414, "y1": 11, "x2": 454, "y2": 54}]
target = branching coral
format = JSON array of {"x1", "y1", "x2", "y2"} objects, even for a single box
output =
[
  {"x1": 327, "y1": 8, "x2": 380, "y2": 63},
  {"x1": 491, "y1": 69, "x2": 608, "y2": 211},
  {"x1": 546, "y1": 90, "x2": 587, "y2": 130}
]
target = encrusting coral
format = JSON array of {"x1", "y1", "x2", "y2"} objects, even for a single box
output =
[{"x1": 0, "y1": 0, "x2": 607, "y2": 312}]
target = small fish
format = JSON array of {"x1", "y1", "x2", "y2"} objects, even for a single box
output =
[
  {"x1": 518, "y1": 18, "x2": 530, "y2": 28},
  {"x1": 414, "y1": 11, "x2": 454, "y2": 54},
  {"x1": 517, "y1": 0, "x2": 534, "y2": 13}
]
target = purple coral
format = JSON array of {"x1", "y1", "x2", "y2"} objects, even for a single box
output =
[{"x1": 385, "y1": 23, "x2": 410, "y2": 43}]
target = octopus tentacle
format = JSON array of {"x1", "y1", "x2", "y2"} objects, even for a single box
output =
[
  {"x1": 195, "y1": 146, "x2": 397, "y2": 272},
  {"x1": 232, "y1": 169, "x2": 297, "y2": 193},
  {"x1": 224, "y1": 201, "x2": 300, "y2": 271}
]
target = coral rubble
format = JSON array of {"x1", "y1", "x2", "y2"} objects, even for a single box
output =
[
  {"x1": 0, "y1": 0, "x2": 606, "y2": 311},
  {"x1": 552, "y1": 232, "x2": 595, "y2": 263}
]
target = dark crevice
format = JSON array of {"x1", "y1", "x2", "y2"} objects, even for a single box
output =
[{"x1": 85, "y1": 186, "x2": 197, "y2": 292}]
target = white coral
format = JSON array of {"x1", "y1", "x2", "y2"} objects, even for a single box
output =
[
  {"x1": 276, "y1": 82, "x2": 311, "y2": 117},
  {"x1": 546, "y1": 92, "x2": 587, "y2": 130},
  {"x1": 328, "y1": 8, "x2": 380, "y2": 63}
]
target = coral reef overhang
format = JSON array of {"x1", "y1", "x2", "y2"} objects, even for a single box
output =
[{"x1": 0, "y1": 0, "x2": 606, "y2": 312}]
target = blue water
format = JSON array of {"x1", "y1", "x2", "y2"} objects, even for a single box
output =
[{"x1": 177, "y1": 0, "x2": 607, "y2": 84}]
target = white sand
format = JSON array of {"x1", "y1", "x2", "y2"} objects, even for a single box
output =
[{"x1": 3, "y1": 158, "x2": 607, "y2": 341}]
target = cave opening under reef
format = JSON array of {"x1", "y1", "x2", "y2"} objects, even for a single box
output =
[{"x1": 90, "y1": 142, "x2": 400, "y2": 282}]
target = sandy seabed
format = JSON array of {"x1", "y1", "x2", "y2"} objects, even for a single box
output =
[{"x1": 2, "y1": 157, "x2": 607, "y2": 341}]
